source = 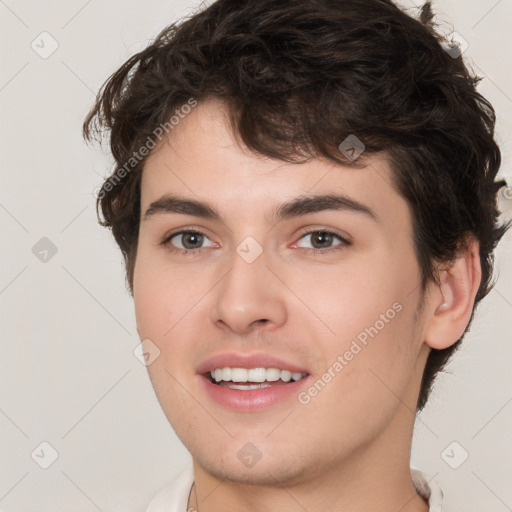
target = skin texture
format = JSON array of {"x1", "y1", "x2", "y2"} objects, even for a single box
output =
[{"x1": 133, "y1": 99, "x2": 481, "y2": 512}]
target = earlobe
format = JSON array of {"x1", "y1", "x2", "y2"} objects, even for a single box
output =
[{"x1": 424, "y1": 237, "x2": 482, "y2": 350}]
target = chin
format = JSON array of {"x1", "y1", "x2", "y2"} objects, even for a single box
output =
[{"x1": 194, "y1": 452, "x2": 311, "y2": 487}]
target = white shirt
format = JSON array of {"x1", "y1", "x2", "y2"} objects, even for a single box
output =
[{"x1": 146, "y1": 466, "x2": 443, "y2": 512}]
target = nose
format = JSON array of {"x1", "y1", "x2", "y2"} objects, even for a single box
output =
[{"x1": 210, "y1": 243, "x2": 287, "y2": 336}]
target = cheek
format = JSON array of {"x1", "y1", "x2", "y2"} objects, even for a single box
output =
[
  {"x1": 133, "y1": 247, "x2": 176, "y2": 339},
  {"x1": 289, "y1": 254, "x2": 406, "y2": 343},
  {"x1": 133, "y1": 247, "x2": 212, "y2": 361},
  {"x1": 294, "y1": 305, "x2": 419, "y2": 450},
  {"x1": 295, "y1": 248, "x2": 421, "y2": 389}
]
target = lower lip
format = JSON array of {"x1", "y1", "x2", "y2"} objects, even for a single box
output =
[{"x1": 198, "y1": 374, "x2": 310, "y2": 412}]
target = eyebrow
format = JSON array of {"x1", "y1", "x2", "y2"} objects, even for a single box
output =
[{"x1": 142, "y1": 193, "x2": 378, "y2": 223}]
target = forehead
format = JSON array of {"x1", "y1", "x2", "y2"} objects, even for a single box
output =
[{"x1": 140, "y1": 99, "x2": 408, "y2": 226}]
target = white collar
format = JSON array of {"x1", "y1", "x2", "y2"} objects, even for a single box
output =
[
  {"x1": 146, "y1": 466, "x2": 443, "y2": 512},
  {"x1": 411, "y1": 468, "x2": 444, "y2": 512}
]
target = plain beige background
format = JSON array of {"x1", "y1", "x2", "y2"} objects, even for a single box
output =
[{"x1": 0, "y1": 0, "x2": 511, "y2": 510}]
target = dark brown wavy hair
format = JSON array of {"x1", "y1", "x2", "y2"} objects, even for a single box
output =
[{"x1": 83, "y1": 0, "x2": 510, "y2": 410}]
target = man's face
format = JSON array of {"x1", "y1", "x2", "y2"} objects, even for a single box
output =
[{"x1": 133, "y1": 99, "x2": 430, "y2": 485}]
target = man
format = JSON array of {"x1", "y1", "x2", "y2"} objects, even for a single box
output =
[{"x1": 83, "y1": 0, "x2": 509, "y2": 510}]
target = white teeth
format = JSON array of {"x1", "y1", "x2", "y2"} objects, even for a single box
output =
[
  {"x1": 248, "y1": 367, "x2": 267, "y2": 382},
  {"x1": 209, "y1": 367, "x2": 307, "y2": 383},
  {"x1": 221, "y1": 367, "x2": 232, "y2": 381},
  {"x1": 226, "y1": 383, "x2": 272, "y2": 390},
  {"x1": 280, "y1": 370, "x2": 292, "y2": 382},
  {"x1": 230, "y1": 368, "x2": 248, "y2": 382},
  {"x1": 266, "y1": 368, "x2": 281, "y2": 381}
]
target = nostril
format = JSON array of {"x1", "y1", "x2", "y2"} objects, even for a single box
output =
[{"x1": 252, "y1": 319, "x2": 269, "y2": 327}]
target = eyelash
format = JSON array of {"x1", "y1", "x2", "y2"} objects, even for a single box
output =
[{"x1": 160, "y1": 228, "x2": 351, "y2": 257}]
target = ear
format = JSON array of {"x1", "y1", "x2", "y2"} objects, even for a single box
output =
[{"x1": 424, "y1": 236, "x2": 482, "y2": 350}]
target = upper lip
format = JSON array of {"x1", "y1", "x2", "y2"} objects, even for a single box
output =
[{"x1": 197, "y1": 352, "x2": 310, "y2": 375}]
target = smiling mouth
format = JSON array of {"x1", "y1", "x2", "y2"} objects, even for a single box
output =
[{"x1": 205, "y1": 368, "x2": 309, "y2": 390}]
